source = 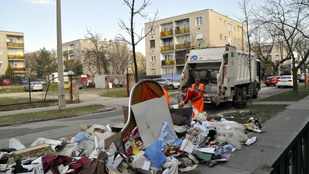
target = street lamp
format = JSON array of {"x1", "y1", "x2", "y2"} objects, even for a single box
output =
[{"x1": 57, "y1": 0, "x2": 66, "y2": 111}]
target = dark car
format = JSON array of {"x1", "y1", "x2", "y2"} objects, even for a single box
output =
[
  {"x1": 19, "y1": 78, "x2": 29, "y2": 85},
  {"x1": 264, "y1": 76, "x2": 280, "y2": 86}
]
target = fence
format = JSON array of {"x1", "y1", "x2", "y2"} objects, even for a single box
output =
[{"x1": 253, "y1": 118, "x2": 309, "y2": 174}]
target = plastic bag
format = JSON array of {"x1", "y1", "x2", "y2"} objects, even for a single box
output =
[{"x1": 144, "y1": 140, "x2": 166, "y2": 169}]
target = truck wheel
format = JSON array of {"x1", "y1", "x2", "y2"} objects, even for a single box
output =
[
  {"x1": 242, "y1": 87, "x2": 248, "y2": 100},
  {"x1": 234, "y1": 88, "x2": 243, "y2": 101},
  {"x1": 169, "y1": 84, "x2": 174, "y2": 89},
  {"x1": 252, "y1": 87, "x2": 258, "y2": 98}
]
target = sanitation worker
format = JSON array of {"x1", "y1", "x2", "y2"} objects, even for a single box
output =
[
  {"x1": 191, "y1": 78, "x2": 205, "y2": 114},
  {"x1": 163, "y1": 84, "x2": 170, "y2": 108},
  {"x1": 178, "y1": 85, "x2": 204, "y2": 118}
]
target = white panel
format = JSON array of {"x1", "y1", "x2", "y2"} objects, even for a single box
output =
[{"x1": 131, "y1": 96, "x2": 177, "y2": 147}]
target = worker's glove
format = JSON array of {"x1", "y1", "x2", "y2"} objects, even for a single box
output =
[{"x1": 178, "y1": 103, "x2": 184, "y2": 108}]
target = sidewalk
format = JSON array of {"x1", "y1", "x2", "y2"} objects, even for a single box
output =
[{"x1": 198, "y1": 95, "x2": 309, "y2": 174}]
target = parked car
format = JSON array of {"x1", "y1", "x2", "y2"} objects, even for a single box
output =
[
  {"x1": 298, "y1": 73, "x2": 308, "y2": 83},
  {"x1": 277, "y1": 75, "x2": 295, "y2": 88},
  {"x1": 264, "y1": 76, "x2": 280, "y2": 86},
  {"x1": 1, "y1": 79, "x2": 11, "y2": 86},
  {"x1": 154, "y1": 78, "x2": 180, "y2": 89},
  {"x1": 37, "y1": 79, "x2": 47, "y2": 85},
  {"x1": 24, "y1": 82, "x2": 43, "y2": 91},
  {"x1": 19, "y1": 78, "x2": 29, "y2": 85},
  {"x1": 79, "y1": 83, "x2": 83, "y2": 89}
]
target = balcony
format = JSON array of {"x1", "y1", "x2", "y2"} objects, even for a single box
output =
[
  {"x1": 8, "y1": 55, "x2": 25, "y2": 60},
  {"x1": 12, "y1": 67, "x2": 25, "y2": 72},
  {"x1": 176, "y1": 59, "x2": 186, "y2": 65},
  {"x1": 175, "y1": 27, "x2": 190, "y2": 35},
  {"x1": 63, "y1": 51, "x2": 68, "y2": 56},
  {"x1": 69, "y1": 50, "x2": 74, "y2": 54},
  {"x1": 176, "y1": 43, "x2": 191, "y2": 50},
  {"x1": 161, "y1": 60, "x2": 175, "y2": 66},
  {"x1": 161, "y1": 45, "x2": 174, "y2": 52},
  {"x1": 7, "y1": 43, "x2": 24, "y2": 47},
  {"x1": 160, "y1": 30, "x2": 173, "y2": 37}
]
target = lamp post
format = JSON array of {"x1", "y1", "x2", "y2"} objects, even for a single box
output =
[{"x1": 57, "y1": 0, "x2": 66, "y2": 111}]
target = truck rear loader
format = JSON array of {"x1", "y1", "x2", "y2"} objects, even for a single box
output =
[{"x1": 180, "y1": 44, "x2": 260, "y2": 106}]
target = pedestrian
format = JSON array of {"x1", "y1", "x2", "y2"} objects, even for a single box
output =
[
  {"x1": 163, "y1": 84, "x2": 170, "y2": 108},
  {"x1": 178, "y1": 85, "x2": 204, "y2": 118}
]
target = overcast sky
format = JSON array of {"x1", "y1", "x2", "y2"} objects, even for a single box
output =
[{"x1": 1, "y1": 0, "x2": 245, "y2": 55}]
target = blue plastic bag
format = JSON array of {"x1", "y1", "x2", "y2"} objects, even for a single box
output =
[
  {"x1": 158, "y1": 119, "x2": 176, "y2": 146},
  {"x1": 74, "y1": 132, "x2": 89, "y2": 142},
  {"x1": 144, "y1": 140, "x2": 166, "y2": 169}
]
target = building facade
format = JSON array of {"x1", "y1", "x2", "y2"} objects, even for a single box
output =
[
  {"x1": 62, "y1": 39, "x2": 129, "y2": 75},
  {"x1": 145, "y1": 9, "x2": 246, "y2": 76},
  {"x1": 0, "y1": 31, "x2": 25, "y2": 76},
  {"x1": 252, "y1": 42, "x2": 290, "y2": 75}
]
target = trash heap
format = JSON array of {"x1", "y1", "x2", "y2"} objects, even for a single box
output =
[{"x1": 0, "y1": 111, "x2": 263, "y2": 174}]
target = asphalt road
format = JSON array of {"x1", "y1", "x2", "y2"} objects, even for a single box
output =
[{"x1": 0, "y1": 85, "x2": 293, "y2": 148}]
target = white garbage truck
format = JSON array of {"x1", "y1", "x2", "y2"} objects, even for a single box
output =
[{"x1": 180, "y1": 44, "x2": 260, "y2": 106}]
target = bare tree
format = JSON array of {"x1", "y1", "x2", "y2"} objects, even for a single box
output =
[
  {"x1": 258, "y1": 0, "x2": 309, "y2": 93},
  {"x1": 238, "y1": 0, "x2": 257, "y2": 110},
  {"x1": 118, "y1": 0, "x2": 157, "y2": 82},
  {"x1": 108, "y1": 41, "x2": 130, "y2": 75},
  {"x1": 82, "y1": 29, "x2": 109, "y2": 76}
]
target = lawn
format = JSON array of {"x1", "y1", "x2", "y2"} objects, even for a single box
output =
[
  {"x1": 261, "y1": 85, "x2": 309, "y2": 101},
  {"x1": 0, "y1": 104, "x2": 108, "y2": 126}
]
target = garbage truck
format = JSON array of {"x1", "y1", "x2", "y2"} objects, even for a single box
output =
[{"x1": 180, "y1": 44, "x2": 260, "y2": 106}]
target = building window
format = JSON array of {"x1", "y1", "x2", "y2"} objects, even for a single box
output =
[
  {"x1": 225, "y1": 36, "x2": 227, "y2": 41},
  {"x1": 238, "y1": 39, "x2": 240, "y2": 44},
  {"x1": 151, "y1": 55, "x2": 156, "y2": 62},
  {"x1": 228, "y1": 37, "x2": 233, "y2": 45},
  {"x1": 196, "y1": 16, "x2": 202, "y2": 26},
  {"x1": 151, "y1": 68, "x2": 156, "y2": 75},
  {"x1": 220, "y1": 34, "x2": 223, "y2": 40},
  {"x1": 0, "y1": 35, "x2": 2, "y2": 42},
  {"x1": 162, "y1": 67, "x2": 174, "y2": 75},
  {"x1": 0, "y1": 48, "x2": 2, "y2": 55},
  {"x1": 76, "y1": 43, "x2": 79, "y2": 49},
  {"x1": 219, "y1": 19, "x2": 222, "y2": 25},
  {"x1": 164, "y1": 54, "x2": 173, "y2": 61},
  {"x1": 228, "y1": 23, "x2": 233, "y2": 31},
  {"x1": 276, "y1": 44, "x2": 279, "y2": 50},
  {"x1": 196, "y1": 33, "x2": 203, "y2": 42},
  {"x1": 0, "y1": 61, "x2": 2, "y2": 68},
  {"x1": 150, "y1": 27, "x2": 155, "y2": 34},
  {"x1": 150, "y1": 40, "x2": 155, "y2": 48},
  {"x1": 63, "y1": 45, "x2": 68, "y2": 51}
]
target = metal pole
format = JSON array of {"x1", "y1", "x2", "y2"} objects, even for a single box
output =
[
  {"x1": 242, "y1": 24, "x2": 244, "y2": 51},
  {"x1": 57, "y1": 0, "x2": 66, "y2": 111}
]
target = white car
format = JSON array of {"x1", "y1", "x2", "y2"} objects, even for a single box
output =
[
  {"x1": 24, "y1": 82, "x2": 44, "y2": 91},
  {"x1": 277, "y1": 75, "x2": 295, "y2": 88},
  {"x1": 154, "y1": 78, "x2": 180, "y2": 89}
]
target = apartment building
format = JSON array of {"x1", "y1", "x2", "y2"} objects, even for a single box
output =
[
  {"x1": 145, "y1": 9, "x2": 246, "y2": 76},
  {"x1": 0, "y1": 31, "x2": 25, "y2": 76},
  {"x1": 62, "y1": 39, "x2": 128, "y2": 75},
  {"x1": 252, "y1": 42, "x2": 290, "y2": 75}
]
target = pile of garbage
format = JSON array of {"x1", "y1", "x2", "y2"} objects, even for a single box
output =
[{"x1": 0, "y1": 111, "x2": 263, "y2": 174}]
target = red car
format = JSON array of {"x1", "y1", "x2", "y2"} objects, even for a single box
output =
[
  {"x1": 0, "y1": 79, "x2": 11, "y2": 86},
  {"x1": 264, "y1": 76, "x2": 280, "y2": 86}
]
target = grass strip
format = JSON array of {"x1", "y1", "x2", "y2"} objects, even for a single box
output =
[
  {"x1": 210, "y1": 104, "x2": 288, "y2": 124},
  {"x1": 0, "y1": 104, "x2": 107, "y2": 125},
  {"x1": 262, "y1": 85, "x2": 309, "y2": 101}
]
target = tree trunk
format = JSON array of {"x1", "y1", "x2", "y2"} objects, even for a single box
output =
[{"x1": 131, "y1": 0, "x2": 138, "y2": 83}]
